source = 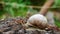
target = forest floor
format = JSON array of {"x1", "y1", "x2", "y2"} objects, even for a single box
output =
[{"x1": 0, "y1": 17, "x2": 60, "y2": 34}]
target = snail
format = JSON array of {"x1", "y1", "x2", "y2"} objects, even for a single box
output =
[{"x1": 25, "y1": 14, "x2": 48, "y2": 29}]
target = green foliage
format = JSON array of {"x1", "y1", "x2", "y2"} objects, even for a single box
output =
[
  {"x1": 3, "y1": 0, "x2": 29, "y2": 17},
  {"x1": 0, "y1": 10, "x2": 5, "y2": 16},
  {"x1": 52, "y1": 0, "x2": 60, "y2": 8},
  {"x1": 54, "y1": 18, "x2": 60, "y2": 28},
  {"x1": 1, "y1": 0, "x2": 60, "y2": 16},
  {"x1": 2, "y1": 0, "x2": 46, "y2": 18},
  {"x1": 30, "y1": 0, "x2": 46, "y2": 6}
]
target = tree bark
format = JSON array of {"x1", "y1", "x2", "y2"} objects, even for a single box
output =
[{"x1": 39, "y1": 0, "x2": 54, "y2": 16}]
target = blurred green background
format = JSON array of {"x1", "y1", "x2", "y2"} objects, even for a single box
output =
[{"x1": 0, "y1": 0, "x2": 60, "y2": 27}]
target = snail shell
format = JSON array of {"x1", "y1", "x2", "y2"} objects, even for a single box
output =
[{"x1": 25, "y1": 14, "x2": 48, "y2": 29}]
